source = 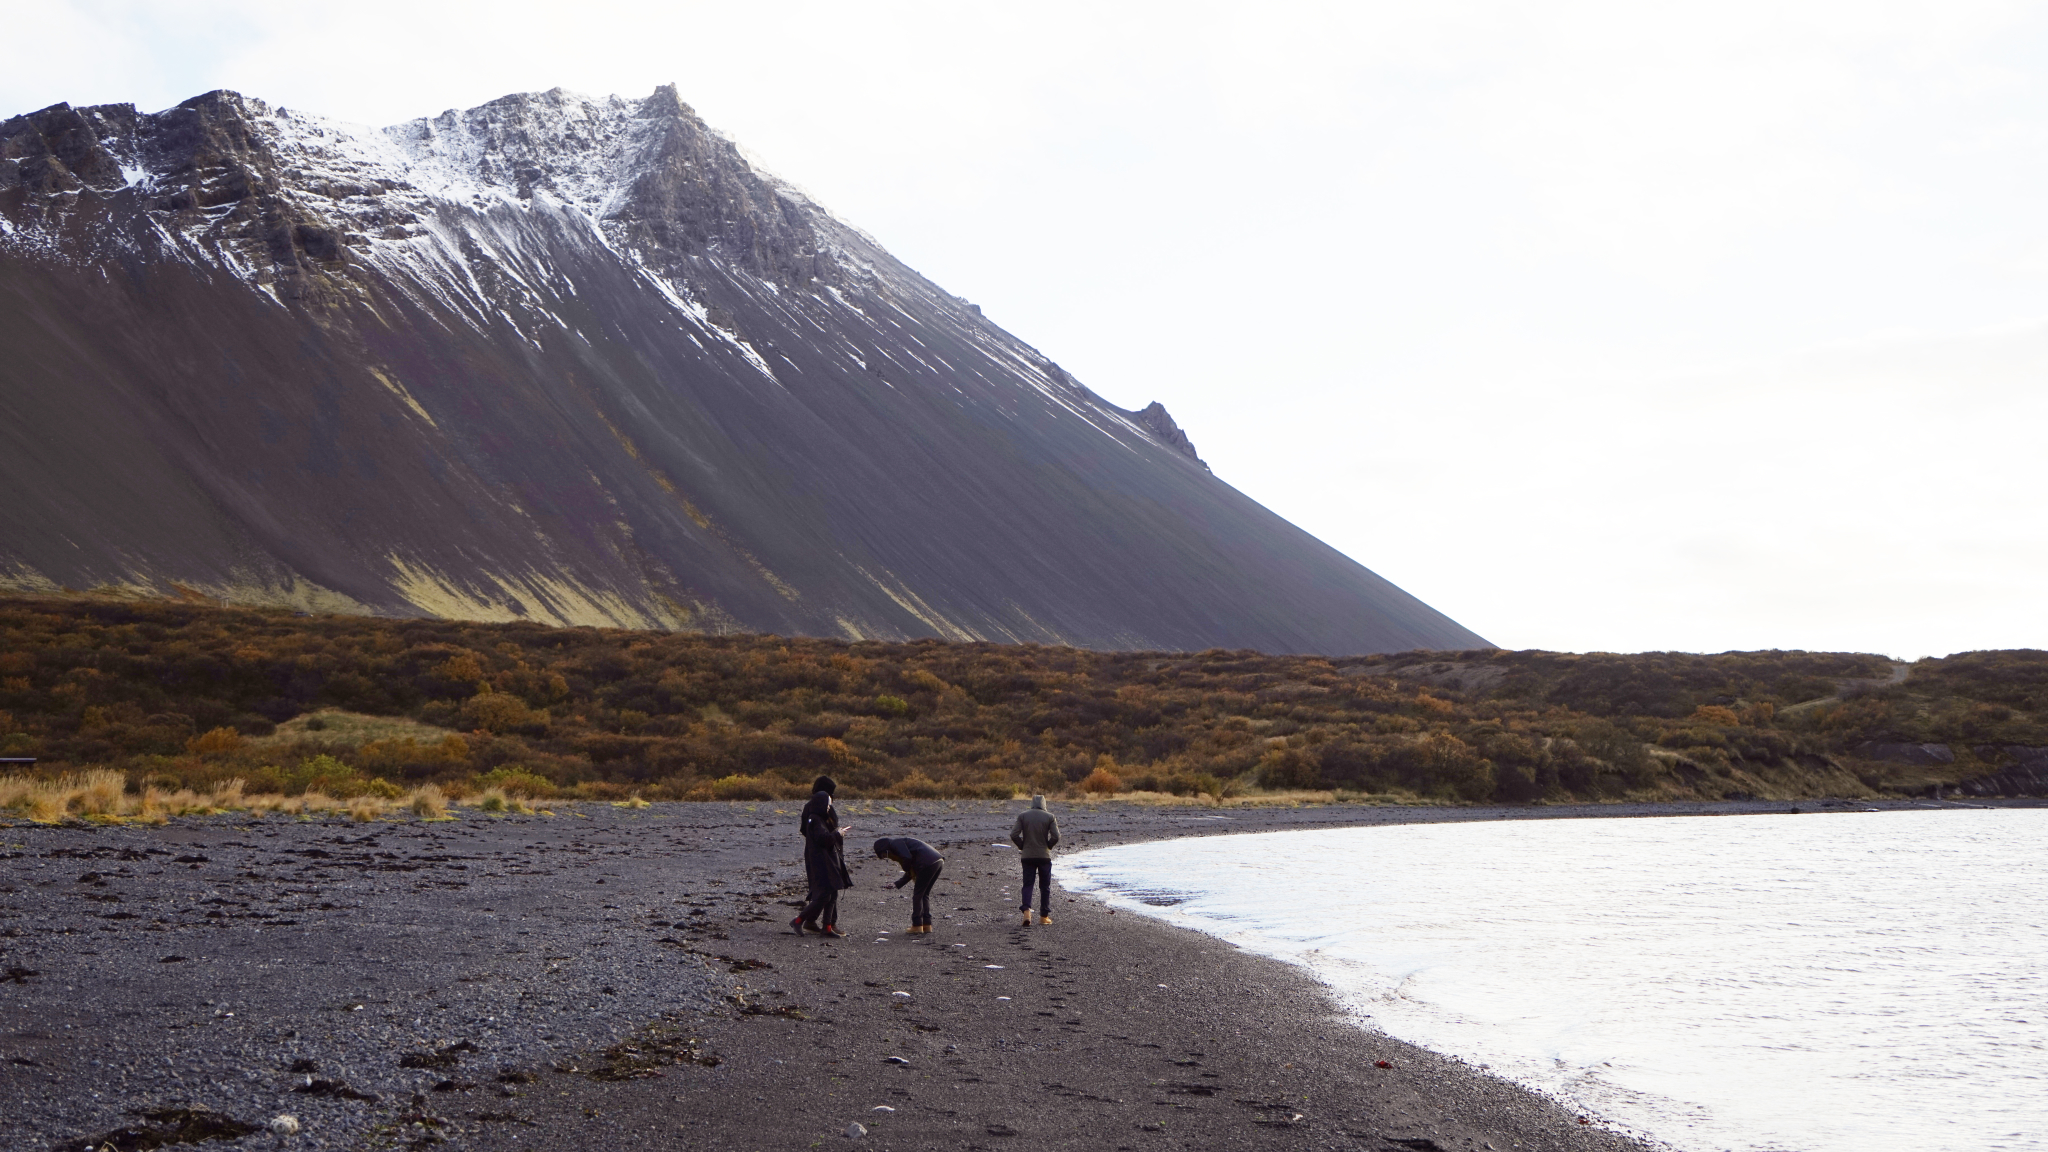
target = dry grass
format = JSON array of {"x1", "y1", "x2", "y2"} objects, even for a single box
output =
[
  {"x1": 1076, "y1": 788, "x2": 1420, "y2": 808},
  {"x1": 243, "y1": 790, "x2": 341, "y2": 816},
  {"x1": 1, "y1": 770, "x2": 251, "y2": 822},
  {"x1": 470, "y1": 787, "x2": 534, "y2": 815},
  {"x1": 2, "y1": 773, "x2": 1386, "y2": 828},
  {"x1": 410, "y1": 784, "x2": 451, "y2": 820},
  {"x1": 252, "y1": 709, "x2": 464, "y2": 748},
  {"x1": 0, "y1": 771, "x2": 468, "y2": 824}
]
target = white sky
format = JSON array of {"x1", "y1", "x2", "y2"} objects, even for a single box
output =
[{"x1": 9, "y1": 0, "x2": 2048, "y2": 659}]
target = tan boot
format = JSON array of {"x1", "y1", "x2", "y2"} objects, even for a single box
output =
[
  {"x1": 1038, "y1": 913, "x2": 1052, "y2": 925},
  {"x1": 1021, "y1": 911, "x2": 1033, "y2": 927}
]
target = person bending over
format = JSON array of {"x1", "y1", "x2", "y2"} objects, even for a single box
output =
[
  {"x1": 1009, "y1": 794, "x2": 1060, "y2": 926},
  {"x1": 794, "y1": 776, "x2": 852, "y2": 938},
  {"x1": 872, "y1": 837, "x2": 944, "y2": 935}
]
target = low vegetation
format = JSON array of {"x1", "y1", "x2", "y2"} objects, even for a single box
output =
[{"x1": 1, "y1": 594, "x2": 2044, "y2": 819}]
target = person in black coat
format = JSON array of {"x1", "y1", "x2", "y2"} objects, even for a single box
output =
[
  {"x1": 794, "y1": 776, "x2": 853, "y2": 937},
  {"x1": 872, "y1": 837, "x2": 944, "y2": 934}
]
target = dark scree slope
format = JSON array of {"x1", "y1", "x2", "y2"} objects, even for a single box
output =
[{"x1": 0, "y1": 86, "x2": 1488, "y2": 654}]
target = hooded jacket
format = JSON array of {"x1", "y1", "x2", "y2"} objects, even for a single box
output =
[
  {"x1": 873, "y1": 837, "x2": 943, "y2": 886},
  {"x1": 800, "y1": 790, "x2": 852, "y2": 892},
  {"x1": 1009, "y1": 796, "x2": 1060, "y2": 860}
]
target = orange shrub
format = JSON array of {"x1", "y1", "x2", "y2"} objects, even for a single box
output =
[
  {"x1": 473, "y1": 765, "x2": 558, "y2": 799},
  {"x1": 460, "y1": 689, "x2": 548, "y2": 734},
  {"x1": 1079, "y1": 765, "x2": 1123, "y2": 794},
  {"x1": 186, "y1": 726, "x2": 246, "y2": 755}
]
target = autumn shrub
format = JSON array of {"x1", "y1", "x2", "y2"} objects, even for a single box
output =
[
  {"x1": 568, "y1": 780, "x2": 630, "y2": 801},
  {"x1": 705, "y1": 774, "x2": 783, "y2": 801},
  {"x1": 356, "y1": 734, "x2": 470, "y2": 779},
  {"x1": 1133, "y1": 771, "x2": 1214, "y2": 797},
  {"x1": 1552, "y1": 740, "x2": 1600, "y2": 794},
  {"x1": 1574, "y1": 719, "x2": 1654, "y2": 781},
  {"x1": 1490, "y1": 760, "x2": 1547, "y2": 802},
  {"x1": 1255, "y1": 747, "x2": 1320, "y2": 790},
  {"x1": 474, "y1": 765, "x2": 558, "y2": 799},
  {"x1": 888, "y1": 770, "x2": 947, "y2": 799},
  {"x1": 6, "y1": 593, "x2": 2043, "y2": 805},
  {"x1": 1078, "y1": 765, "x2": 1123, "y2": 794},
  {"x1": 1418, "y1": 732, "x2": 1493, "y2": 801},
  {"x1": 460, "y1": 689, "x2": 549, "y2": 735},
  {"x1": 281, "y1": 754, "x2": 402, "y2": 799},
  {"x1": 1028, "y1": 767, "x2": 1067, "y2": 795},
  {"x1": 186, "y1": 726, "x2": 246, "y2": 755}
]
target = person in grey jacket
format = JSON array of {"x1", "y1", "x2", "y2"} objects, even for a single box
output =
[{"x1": 1009, "y1": 795, "x2": 1060, "y2": 926}]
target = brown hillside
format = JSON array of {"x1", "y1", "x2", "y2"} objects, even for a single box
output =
[{"x1": 3, "y1": 594, "x2": 2044, "y2": 806}]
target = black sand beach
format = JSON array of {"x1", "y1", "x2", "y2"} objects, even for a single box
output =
[{"x1": 2, "y1": 798, "x2": 1990, "y2": 1151}]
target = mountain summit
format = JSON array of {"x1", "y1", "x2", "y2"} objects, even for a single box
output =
[{"x1": 0, "y1": 86, "x2": 1486, "y2": 653}]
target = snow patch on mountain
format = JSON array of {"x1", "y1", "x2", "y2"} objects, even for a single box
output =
[{"x1": 3, "y1": 84, "x2": 1210, "y2": 470}]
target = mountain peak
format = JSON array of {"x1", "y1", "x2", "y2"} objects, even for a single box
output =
[
  {"x1": 1135, "y1": 402, "x2": 1208, "y2": 470},
  {"x1": 640, "y1": 83, "x2": 693, "y2": 120},
  {"x1": 0, "y1": 85, "x2": 1487, "y2": 654}
]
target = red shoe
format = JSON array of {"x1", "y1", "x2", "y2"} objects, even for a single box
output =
[
  {"x1": 791, "y1": 915, "x2": 809, "y2": 935},
  {"x1": 819, "y1": 925, "x2": 848, "y2": 938}
]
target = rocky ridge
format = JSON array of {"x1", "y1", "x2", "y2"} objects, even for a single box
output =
[{"x1": 0, "y1": 86, "x2": 1483, "y2": 654}]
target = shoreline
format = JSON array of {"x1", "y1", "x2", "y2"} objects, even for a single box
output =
[{"x1": 5, "y1": 798, "x2": 2030, "y2": 1150}]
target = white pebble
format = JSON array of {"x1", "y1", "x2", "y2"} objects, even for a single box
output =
[
  {"x1": 845, "y1": 1121, "x2": 868, "y2": 1138},
  {"x1": 270, "y1": 1114, "x2": 300, "y2": 1136}
]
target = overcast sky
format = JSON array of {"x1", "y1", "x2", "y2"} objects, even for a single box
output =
[{"x1": 10, "y1": 0, "x2": 2048, "y2": 659}]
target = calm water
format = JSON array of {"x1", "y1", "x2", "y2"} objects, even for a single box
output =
[{"x1": 1062, "y1": 810, "x2": 2048, "y2": 1152}]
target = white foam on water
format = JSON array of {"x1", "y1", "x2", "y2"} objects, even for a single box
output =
[{"x1": 1064, "y1": 810, "x2": 2048, "y2": 1152}]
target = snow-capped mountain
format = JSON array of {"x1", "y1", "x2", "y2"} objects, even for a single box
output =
[{"x1": 0, "y1": 86, "x2": 1486, "y2": 653}]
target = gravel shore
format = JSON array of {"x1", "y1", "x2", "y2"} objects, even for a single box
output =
[{"x1": 1, "y1": 797, "x2": 1987, "y2": 1151}]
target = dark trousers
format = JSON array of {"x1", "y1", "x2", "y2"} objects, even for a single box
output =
[
  {"x1": 800, "y1": 886, "x2": 839, "y2": 928},
  {"x1": 1020, "y1": 858, "x2": 1051, "y2": 915},
  {"x1": 909, "y1": 862, "x2": 942, "y2": 926}
]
